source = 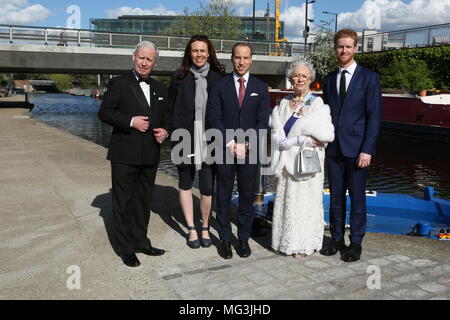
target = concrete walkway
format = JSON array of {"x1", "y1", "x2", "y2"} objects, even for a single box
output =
[{"x1": 0, "y1": 108, "x2": 449, "y2": 300}]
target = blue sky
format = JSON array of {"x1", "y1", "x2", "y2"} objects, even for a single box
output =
[{"x1": 1, "y1": 0, "x2": 449, "y2": 41}]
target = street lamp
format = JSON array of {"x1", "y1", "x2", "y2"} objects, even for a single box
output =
[
  {"x1": 304, "y1": 0, "x2": 316, "y2": 49},
  {"x1": 322, "y1": 11, "x2": 338, "y2": 33},
  {"x1": 252, "y1": 0, "x2": 256, "y2": 40}
]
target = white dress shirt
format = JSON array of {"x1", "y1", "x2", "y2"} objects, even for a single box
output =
[
  {"x1": 130, "y1": 72, "x2": 151, "y2": 127},
  {"x1": 226, "y1": 72, "x2": 250, "y2": 147},
  {"x1": 232, "y1": 71, "x2": 249, "y2": 99},
  {"x1": 336, "y1": 60, "x2": 357, "y2": 93}
]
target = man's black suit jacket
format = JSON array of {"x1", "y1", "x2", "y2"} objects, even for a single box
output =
[{"x1": 98, "y1": 70, "x2": 170, "y2": 166}]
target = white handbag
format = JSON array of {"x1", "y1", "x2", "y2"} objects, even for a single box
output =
[{"x1": 297, "y1": 139, "x2": 321, "y2": 174}]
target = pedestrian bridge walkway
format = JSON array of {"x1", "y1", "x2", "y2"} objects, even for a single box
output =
[{"x1": 0, "y1": 24, "x2": 297, "y2": 81}]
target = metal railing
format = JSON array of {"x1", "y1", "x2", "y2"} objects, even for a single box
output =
[
  {"x1": 0, "y1": 24, "x2": 307, "y2": 56},
  {"x1": 358, "y1": 23, "x2": 450, "y2": 53}
]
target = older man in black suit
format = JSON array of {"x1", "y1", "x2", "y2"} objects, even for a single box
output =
[{"x1": 98, "y1": 41, "x2": 170, "y2": 267}]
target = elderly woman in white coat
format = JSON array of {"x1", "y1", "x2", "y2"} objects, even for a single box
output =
[{"x1": 270, "y1": 60, "x2": 334, "y2": 258}]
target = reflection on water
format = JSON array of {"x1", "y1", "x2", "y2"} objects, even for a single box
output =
[{"x1": 30, "y1": 93, "x2": 450, "y2": 199}]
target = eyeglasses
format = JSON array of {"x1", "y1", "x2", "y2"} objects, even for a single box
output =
[{"x1": 291, "y1": 73, "x2": 311, "y2": 80}]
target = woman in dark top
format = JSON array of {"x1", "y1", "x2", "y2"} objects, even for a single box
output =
[{"x1": 169, "y1": 35, "x2": 225, "y2": 248}]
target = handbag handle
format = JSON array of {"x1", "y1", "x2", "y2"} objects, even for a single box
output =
[{"x1": 297, "y1": 136, "x2": 313, "y2": 149}]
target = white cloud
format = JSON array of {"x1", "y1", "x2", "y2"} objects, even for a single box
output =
[
  {"x1": 338, "y1": 0, "x2": 450, "y2": 31},
  {"x1": 280, "y1": 3, "x2": 311, "y2": 42},
  {"x1": 0, "y1": 0, "x2": 52, "y2": 25},
  {"x1": 106, "y1": 4, "x2": 178, "y2": 18},
  {"x1": 231, "y1": 0, "x2": 253, "y2": 6}
]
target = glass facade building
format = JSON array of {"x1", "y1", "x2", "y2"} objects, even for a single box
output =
[{"x1": 90, "y1": 15, "x2": 284, "y2": 41}]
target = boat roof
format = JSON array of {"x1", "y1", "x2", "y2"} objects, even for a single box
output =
[{"x1": 419, "y1": 94, "x2": 450, "y2": 105}]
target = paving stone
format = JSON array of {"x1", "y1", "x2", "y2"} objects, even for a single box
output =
[
  {"x1": 393, "y1": 273, "x2": 426, "y2": 284},
  {"x1": 303, "y1": 260, "x2": 330, "y2": 269},
  {"x1": 155, "y1": 266, "x2": 183, "y2": 277},
  {"x1": 315, "y1": 283, "x2": 339, "y2": 294},
  {"x1": 162, "y1": 273, "x2": 183, "y2": 280},
  {"x1": 421, "y1": 265, "x2": 450, "y2": 277},
  {"x1": 340, "y1": 274, "x2": 371, "y2": 288},
  {"x1": 288, "y1": 275, "x2": 313, "y2": 285},
  {"x1": 417, "y1": 282, "x2": 448, "y2": 294},
  {"x1": 290, "y1": 286, "x2": 320, "y2": 300},
  {"x1": 246, "y1": 272, "x2": 276, "y2": 285},
  {"x1": 230, "y1": 291, "x2": 265, "y2": 300},
  {"x1": 332, "y1": 285, "x2": 374, "y2": 300},
  {"x1": 179, "y1": 287, "x2": 209, "y2": 299},
  {"x1": 329, "y1": 279, "x2": 349, "y2": 290},
  {"x1": 362, "y1": 249, "x2": 384, "y2": 259},
  {"x1": 346, "y1": 261, "x2": 372, "y2": 272},
  {"x1": 367, "y1": 257, "x2": 392, "y2": 267},
  {"x1": 253, "y1": 258, "x2": 288, "y2": 271},
  {"x1": 228, "y1": 278, "x2": 256, "y2": 290},
  {"x1": 265, "y1": 269, "x2": 302, "y2": 282},
  {"x1": 379, "y1": 280, "x2": 401, "y2": 291},
  {"x1": 392, "y1": 262, "x2": 417, "y2": 272},
  {"x1": 390, "y1": 288, "x2": 429, "y2": 299},
  {"x1": 380, "y1": 266, "x2": 403, "y2": 276},
  {"x1": 326, "y1": 267, "x2": 355, "y2": 278},
  {"x1": 385, "y1": 254, "x2": 411, "y2": 263},
  {"x1": 203, "y1": 277, "x2": 233, "y2": 291},
  {"x1": 408, "y1": 259, "x2": 438, "y2": 268},
  {"x1": 254, "y1": 283, "x2": 287, "y2": 299},
  {"x1": 438, "y1": 276, "x2": 450, "y2": 286},
  {"x1": 207, "y1": 283, "x2": 239, "y2": 298},
  {"x1": 305, "y1": 271, "x2": 335, "y2": 282}
]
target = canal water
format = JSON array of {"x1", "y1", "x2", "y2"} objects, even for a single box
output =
[{"x1": 30, "y1": 93, "x2": 450, "y2": 199}]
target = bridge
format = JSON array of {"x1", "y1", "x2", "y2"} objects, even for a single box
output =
[{"x1": 0, "y1": 25, "x2": 303, "y2": 87}]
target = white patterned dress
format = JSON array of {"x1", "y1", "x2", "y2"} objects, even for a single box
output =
[{"x1": 270, "y1": 94, "x2": 334, "y2": 256}]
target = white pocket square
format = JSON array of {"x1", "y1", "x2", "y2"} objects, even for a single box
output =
[
  {"x1": 158, "y1": 97, "x2": 164, "y2": 101},
  {"x1": 250, "y1": 93, "x2": 259, "y2": 96}
]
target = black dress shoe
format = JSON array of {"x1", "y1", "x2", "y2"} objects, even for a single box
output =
[
  {"x1": 218, "y1": 240, "x2": 232, "y2": 259},
  {"x1": 135, "y1": 246, "x2": 165, "y2": 256},
  {"x1": 342, "y1": 243, "x2": 362, "y2": 262},
  {"x1": 319, "y1": 238, "x2": 346, "y2": 256},
  {"x1": 237, "y1": 239, "x2": 251, "y2": 258},
  {"x1": 121, "y1": 253, "x2": 141, "y2": 267}
]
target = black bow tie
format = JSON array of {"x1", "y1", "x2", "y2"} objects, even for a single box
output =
[{"x1": 138, "y1": 77, "x2": 151, "y2": 84}]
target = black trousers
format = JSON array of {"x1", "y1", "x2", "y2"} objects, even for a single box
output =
[
  {"x1": 215, "y1": 162, "x2": 258, "y2": 241},
  {"x1": 111, "y1": 162, "x2": 157, "y2": 255},
  {"x1": 177, "y1": 163, "x2": 215, "y2": 196}
]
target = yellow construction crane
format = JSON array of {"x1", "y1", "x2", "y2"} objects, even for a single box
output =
[{"x1": 273, "y1": 0, "x2": 287, "y2": 56}]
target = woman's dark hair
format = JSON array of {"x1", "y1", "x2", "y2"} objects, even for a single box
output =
[{"x1": 177, "y1": 35, "x2": 225, "y2": 82}]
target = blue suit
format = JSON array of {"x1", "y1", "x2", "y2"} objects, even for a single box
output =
[
  {"x1": 207, "y1": 73, "x2": 271, "y2": 241},
  {"x1": 323, "y1": 64, "x2": 382, "y2": 244}
]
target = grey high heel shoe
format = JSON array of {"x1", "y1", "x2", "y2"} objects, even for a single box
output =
[
  {"x1": 187, "y1": 226, "x2": 200, "y2": 249},
  {"x1": 200, "y1": 226, "x2": 212, "y2": 248}
]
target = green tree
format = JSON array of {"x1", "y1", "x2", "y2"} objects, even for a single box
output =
[
  {"x1": 164, "y1": 0, "x2": 244, "y2": 39},
  {"x1": 48, "y1": 74, "x2": 73, "y2": 91},
  {"x1": 305, "y1": 28, "x2": 337, "y2": 83},
  {"x1": 380, "y1": 57, "x2": 434, "y2": 93}
]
